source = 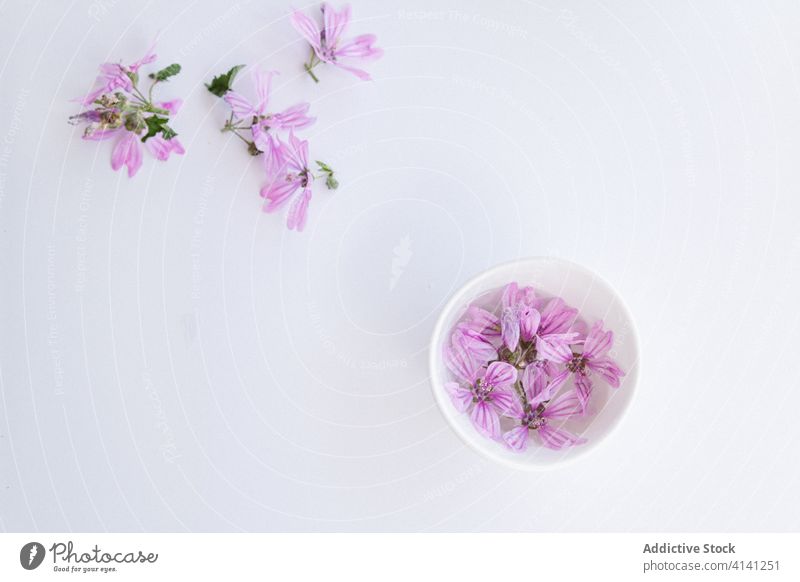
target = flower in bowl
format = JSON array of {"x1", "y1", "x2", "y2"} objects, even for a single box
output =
[{"x1": 429, "y1": 258, "x2": 639, "y2": 470}]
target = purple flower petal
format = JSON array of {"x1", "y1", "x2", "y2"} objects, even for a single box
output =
[
  {"x1": 488, "y1": 389, "x2": 516, "y2": 415},
  {"x1": 443, "y1": 337, "x2": 478, "y2": 385},
  {"x1": 465, "y1": 305, "x2": 500, "y2": 336},
  {"x1": 269, "y1": 102, "x2": 315, "y2": 130},
  {"x1": 530, "y1": 369, "x2": 570, "y2": 408},
  {"x1": 538, "y1": 425, "x2": 585, "y2": 450},
  {"x1": 261, "y1": 175, "x2": 301, "y2": 211},
  {"x1": 539, "y1": 297, "x2": 578, "y2": 335},
  {"x1": 483, "y1": 361, "x2": 517, "y2": 389},
  {"x1": 253, "y1": 69, "x2": 276, "y2": 113},
  {"x1": 336, "y1": 34, "x2": 383, "y2": 59},
  {"x1": 536, "y1": 334, "x2": 574, "y2": 363},
  {"x1": 575, "y1": 374, "x2": 593, "y2": 413},
  {"x1": 501, "y1": 282, "x2": 518, "y2": 310},
  {"x1": 521, "y1": 364, "x2": 546, "y2": 402},
  {"x1": 145, "y1": 136, "x2": 184, "y2": 161},
  {"x1": 258, "y1": 131, "x2": 285, "y2": 178},
  {"x1": 445, "y1": 382, "x2": 472, "y2": 413},
  {"x1": 290, "y1": 9, "x2": 322, "y2": 52},
  {"x1": 583, "y1": 320, "x2": 613, "y2": 359},
  {"x1": 500, "y1": 307, "x2": 520, "y2": 351},
  {"x1": 285, "y1": 132, "x2": 309, "y2": 170},
  {"x1": 331, "y1": 61, "x2": 372, "y2": 80},
  {"x1": 129, "y1": 41, "x2": 158, "y2": 72},
  {"x1": 111, "y1": 132, "x2": 142, "y2": 177},
  {"x1": 542, "y1": 389, "x2": 583, "y2": 419},
  {"x1": 323, "y1": 2, "x2": 351, "y2": 47},
  {"x1": 454, "y1": 326, "x2": 497, "y2": 362},
  {"x1": 586, "y1": 355, "x2": 625, "y2": 388},
  {"x1": 519, "y1": 307, "x2": 541, "y2": 342},
  {"x1": 502, "y1": 426, "x2": 529, "y2": 452},
  {"x1": 223, "y1": 91, "x2": 256, "y2": 119},
  {"x1": 286, "y1": 187, "x2": 312, "y2": 232},
  {"x1": 470, "y1": 401, "x2": 500, "y2": 439}
]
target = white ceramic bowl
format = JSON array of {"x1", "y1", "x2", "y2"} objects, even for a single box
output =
[{"x1": 429, "y1": 257, "x2": 640, "y2": 470}]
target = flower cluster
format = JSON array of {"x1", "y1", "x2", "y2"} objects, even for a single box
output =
[
  {"x1": 70, "y1": 43, "x2": 184, "y2": 177},
  {"x1": 205, "y1": 65, "x2": 336, "y2": 232},
  {"x1": 205, "y1": 3, "x2": 381, "y2": 231},
  {"x1": 68, "y1": 2, "x2": 381, "y2": 218},
  {"x1": 444, "y1": 282, "x2": 625, "y2": 452}
]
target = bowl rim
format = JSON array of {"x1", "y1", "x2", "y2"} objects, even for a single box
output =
[{"x1": 428, "y1": 256, "x2": 641, "y2": 471}]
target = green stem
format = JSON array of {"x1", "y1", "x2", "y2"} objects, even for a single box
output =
[
  {"x1": 148, "y1": 79, "x2": 158, "y2": 103},
  {"x1": 304, "y1": 62, "x2": 320, "y2": 83},
  {"x1": 304, "y1": 48, "x2": 321, "y2": 82},
  {"x1": 512, "y1": 380, "x2": 529, "y2": 412},
  {"x1": 131, "y1": 86, "x2": 149, "y2": 105},
  {"x1": 230, "y1": 130, "x2": 252, "y2": 145}
]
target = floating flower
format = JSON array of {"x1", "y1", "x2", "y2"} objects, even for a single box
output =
[
  {"x1": 499, "y1": 282, "x2": 539, "y2": 351},
  {"x1": 291, "y1": 3, "x2": 383, "y2": 82},
  {"x1": 443, "y1": 282, "x2": 626, "y2": 453},
  {"x1": 530, "y1": 298, "x2": 581, "y2": 363},
  {"x1": 502, "y1": 388, "x2": 586, "y2": 452},
  {"x1": 563, "y1": 320, "x2": 626, "y2": 409},
  {"x1": 444, "y1": 338, "x2": 517, "y2": 439}
]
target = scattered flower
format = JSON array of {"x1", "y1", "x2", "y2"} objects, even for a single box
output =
[
  {"x1": 291, "y1": 3, "x2": 383, "y2": 82},
  {"x1": 206, "y1": 66, "x2": 338, "y2": 232},
  {"x1": 70, "y1": 44, "x2": 183, "y2": 177},
  {"x1": 443, "y1": 282, "x2": 626, "y2": 453}
]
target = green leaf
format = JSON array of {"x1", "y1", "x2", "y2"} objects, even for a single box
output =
[
  {"x1": 316, "y1": 161, "x2": 338, "y2": 189},
  {"x1": 141, "y1": 115, "x2": 169, "y2": 142},
  {"x1": 160, "y1": 125, "x2": 177, "y2": 141},
  {"x1": 150, "y1": 63, "x2": 181, "y2": 82},
  {"x1": 205, "y1": 64, "x2": 245, "y2": 97}
]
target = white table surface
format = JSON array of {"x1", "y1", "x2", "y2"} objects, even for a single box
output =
[{"x1": 1, "y1": 0, "x2": 799, "y2": 531}]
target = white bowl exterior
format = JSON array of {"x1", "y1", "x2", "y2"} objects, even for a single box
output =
[{"x1": 429, "y1": 257, "x2": 640, "y2": 470}]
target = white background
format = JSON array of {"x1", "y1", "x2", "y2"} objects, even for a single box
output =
[{"x1": 1, "y1": 0, "x2": 799, "y2": 532}]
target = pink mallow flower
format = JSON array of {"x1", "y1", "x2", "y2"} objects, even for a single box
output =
[
  {"x1": 73, "y1": 43, "x2": 183, "y2": 177},
  {"x1": 79, "y1": 44, "x2": 157, "y2": 106},
  {"x1": 291, "y1": 3, "x2": 383, "y2": 81},
  {"x1": 499, "y1": 284, "x2": 579, "y2": 364},
  {"x1": 80, "y1": 100, "x2": 185, "y2": 178},
  {"x1": 561, "y1": 320, "x2": 626, "y2": 411},
  {"x1": 260, "y1": 132, "x2": 314, "y2": 232},
  {"x1": 451, "y1": 322, "x2": 497, "y2": 363},
  {"x1": 462, "y1": 305, "x2": 501, "y2": 339},
  {"x1": 520, "y1": 360, "x2": 565, "y2": 407},
  {"x1": 530, "y1": 297, "x2": 582, "y2": 363},
  {"x1": 499, "y1": 282, "x2": 539, "y2": 352},
  {"x1": 223, "y1": 68, "x2": 314, "y2": 172},
  {"x1": 444, "y1": 338, "x2": 517, "y2": 440},
  {"x1": 502, "y1": 381, "x2": 586, "y2": 452}
]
